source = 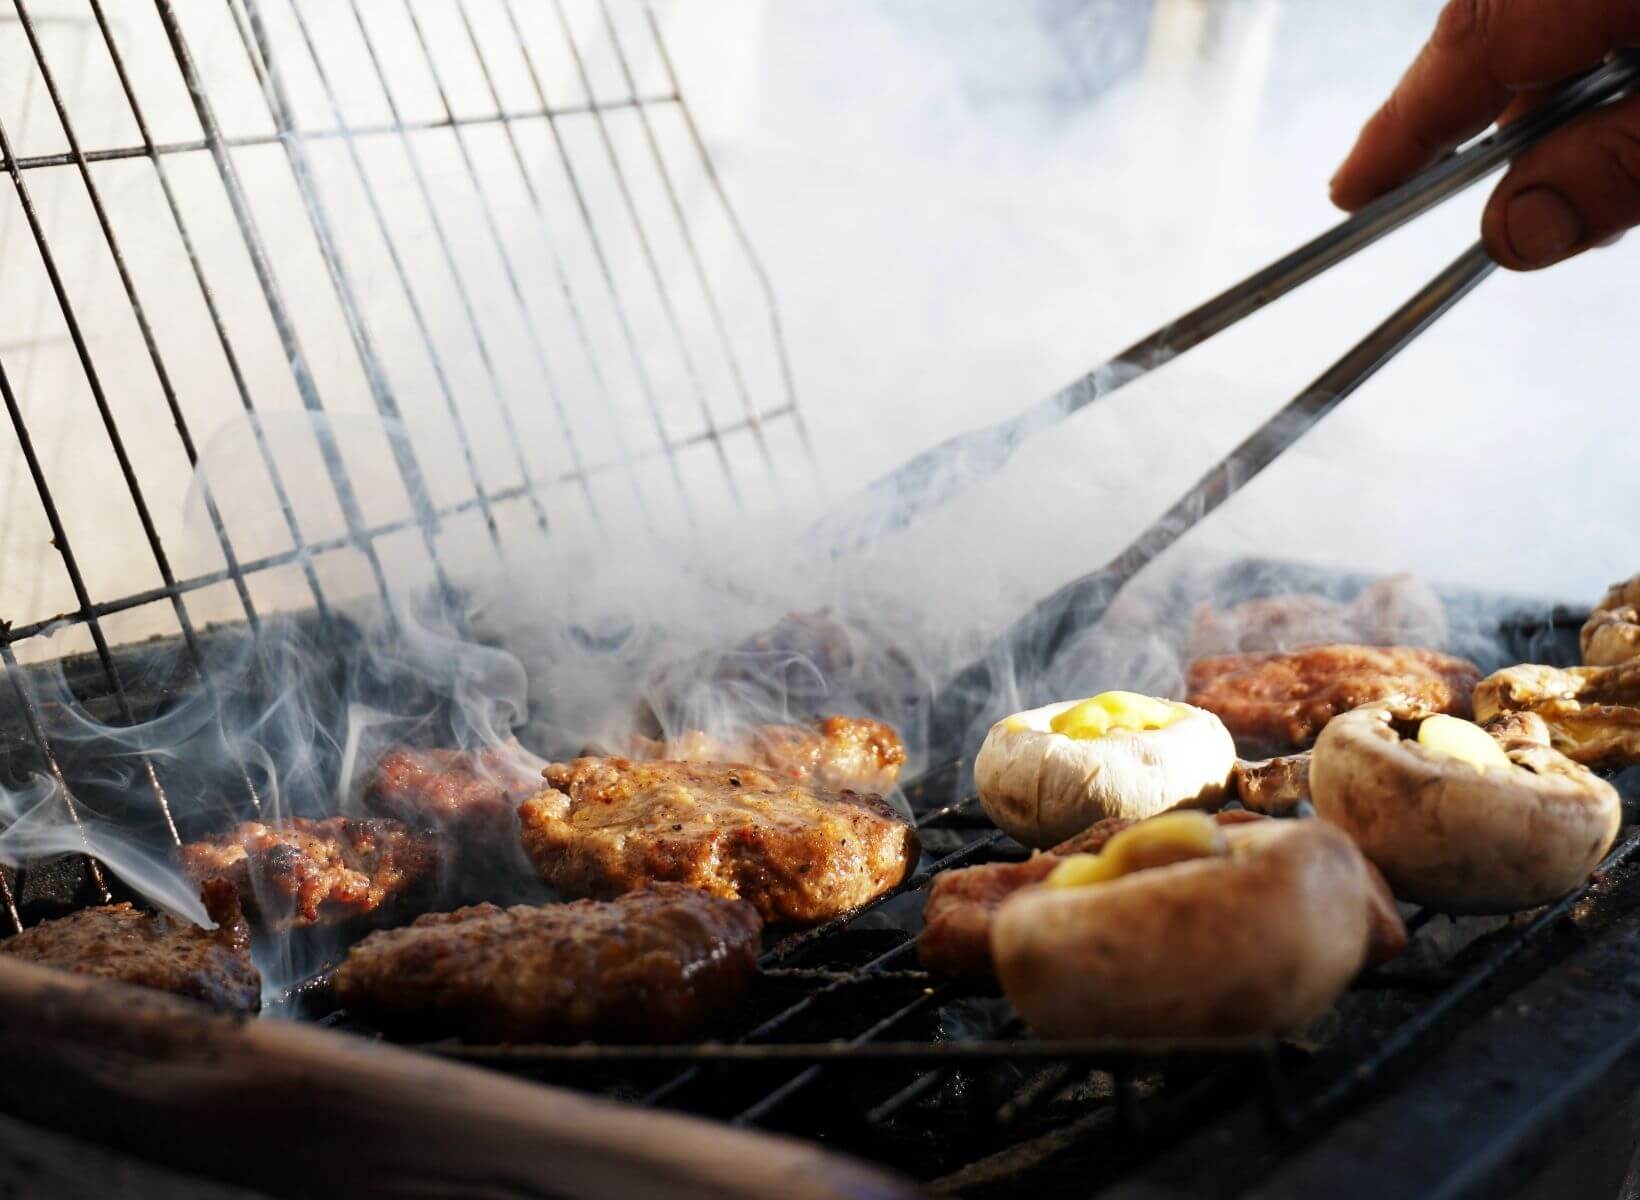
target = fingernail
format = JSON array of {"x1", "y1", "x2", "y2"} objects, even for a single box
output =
[{"x1": 1504, "y1": 187, "x2": 1581, "y2": 266}]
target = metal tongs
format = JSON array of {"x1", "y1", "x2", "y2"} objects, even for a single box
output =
[{"x1": 821, "y1": 53, "x2": 1640, "y2": 648}]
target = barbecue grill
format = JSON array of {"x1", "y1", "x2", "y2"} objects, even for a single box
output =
[{"x1": 4, "y1": 4, "x2": 1640, "y2": 1199}]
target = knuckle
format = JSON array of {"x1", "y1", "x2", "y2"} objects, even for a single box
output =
[{"x1": 1433, "y1": 0, "x2": 1491, "y2": 51}]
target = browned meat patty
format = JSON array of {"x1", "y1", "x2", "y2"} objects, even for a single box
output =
[
  {"x1": 1187, "y1": 644, "x2": 1480, "y2": 752},
  {"x1": 626, "y1": 715, "x2": 906, "y2": 794},
  {"x1": 0, "y1": 878, "x2": 259, "y2": 1013},
  {"x1": 1232, "y1": 754, "x2": 1312, "y2": 816},
  {"x1": 178, "y1": 816, "x2": 445, "y2": 931},
  {"x1": 917, "y1": 812, "x2": 1266, "y2": 982},
  {"x1": 365, "y1": 743, "x2": 544, "y2": 840},
  {"x1": 332, "y1": 883, "x2": 760, "y2": 1043},
  {"x1": 519, "y1": 758, "x2": 920, "y2": 924}
]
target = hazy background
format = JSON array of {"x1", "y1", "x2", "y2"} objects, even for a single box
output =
[{"x1": 0, "y1": 0, "x2": 1632, "y2": 667}]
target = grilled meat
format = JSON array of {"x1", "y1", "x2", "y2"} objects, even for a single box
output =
[
  {"x1": 332, "y1": 883, "x2": 760, "y2": 1043},
  {"x1": 519, "y1": 758, "x2": 919, "y2": 924},
  {"x1": 0, "y1": 878, "x2": 259, "y2": 1013},
  {"x1": 365, "y1": 744, "x2": 544, "y2": 840},
  {"x1": 1189, "y1": 574, "x2": 1447, "y2": 657},
  {"x1": 1232, "y1": 754, "x2": 1312, "y2": 816},
  {"x1": 179, "y1": 816, "x2": 445, "y2": 931},
  {"x1": 1474, "y1": 661, "x2": 1640, "y2": 767},
  {"x1": 1186, "y1": 644, "x2": 1480, "y2": 753},
  {"x1": 917, "y1": 812, "x2": 1263, "y2": 982},
  {"x1": 626, "y1": 715, "x2": 905, "y2": 794}
]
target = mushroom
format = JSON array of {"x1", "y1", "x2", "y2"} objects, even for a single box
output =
[
  {"x1": 1582, "y1": 573, "x2": 1640, "y2": 666},
  {"x1": 1310, "y1": 702, "x2": 1620, "y2": 913},
  {"x1": 973, "y1": 693, "x2": 1237, "y2": 848},
  {"x1": 991, "y1": 817, "x2": 1382, "y2": 1038},
  {"x1": 1474, "y1": 661, "x2": 1640, "y2": 767}
]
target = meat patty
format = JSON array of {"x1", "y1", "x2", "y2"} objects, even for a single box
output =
[
  {"x1": 918, "y1": 811, "x2": 1403, "y2": 983},
  {"x1": 1232, "y1": 754, "x2": 1312, "y2": 816},
  {"x1": 332, "y1": 883, "x2": 760, "y2": 1043},
  {"x1": 626, "y1": 715, "x2": 906, "y2": 794},
  {"x1": 179, "y1": 816, "x2": 445, "y2": 931},
  {"x1": 1186, "y1": 644, "x2": 1480, "y2": 753},
  {"x1": 917, "y1": 812, "x2": 1265, "y2": 982},
  {"x1": 0, "y1": 878, "x2": 259, "y2": 1013},
  {"x1": 519, "y1": 758, "x2": 919, "y2": 924},
  {"x1": 1188, "y1": 575, "x2": 1447, "y2": 657},
  {"x1": 365, "y1": 743, "x2": 544, "y2": 840}
]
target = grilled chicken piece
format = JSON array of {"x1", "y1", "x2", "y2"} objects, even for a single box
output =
[
  {"x1": 365, "y1": 744, "x2": 544, "y2": 840},
  {"x1": 1232, "y1": 754, "x2": 1312, "y2": 816},
  {"x1": 917, "y1": 812, "x2": 1265, "y2": 983},
  {"x1": 626, "y1": 716, "x2": 906, "y2": 794},
  {"x1": 178, "y1": 816, "x2": 445, "y2": 931},
  {"x1": 1188, "y1": 574, "x2": 1447, "y2": 657},
  {"x1": 519, "y1": 758, "x2": 919, "y2": 925},
  {"x1": 0, "y1": 879, "x2": 259, "y2": 1013},
  {"x1": 1474, "y1": 661, "x2": 1640, "y2": 767},
  {"x1": 332, "y1": 883, "x2": 760, "y2": 1043},
  {"x1": 1186, "y1": 644, "x2": 1480, "y2": 753}
]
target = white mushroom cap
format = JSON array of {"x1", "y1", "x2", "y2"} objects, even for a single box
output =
[
  {"x1": 974, "y1": 698, "x2": 1236, "y2": 848},
  {"x1": 1311, "y1": 702, "x2": 1620, "y2": 914}
]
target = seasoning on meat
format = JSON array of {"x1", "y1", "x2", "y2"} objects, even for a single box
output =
[
  {"x1": 1186, "y1": 644, "x2": 1480, "y2": 753},
  {"x1": 519, "y1": 757, "x2": 919, "y2": 924},
  {"x1": 332, "y1": 883, "x2": 760, "y2": 1043},
  {"x1": 0, "y1": 878, "x2": 260, "y2": 1013},
  {"x1": 626, "y1": 715, "x2": 906, "y2": 794},
  {"x1": 365, "y1": 743, "x2": 544, "y2": 839},
  {"x1": 178, "y1": 816, "x2": 445, "y2": 931}
]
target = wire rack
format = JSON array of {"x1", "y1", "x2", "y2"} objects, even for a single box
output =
[{"x1": 0, "y1": 0, "x2": 816, "y2": 924}]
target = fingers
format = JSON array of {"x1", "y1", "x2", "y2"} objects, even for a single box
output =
[
  {"x1": 1331, "y1": 0, "x2": 1640, "y2": 210},
  {"x1": 1481, "y1": 90, "x2": 1640, "y2": 269}
]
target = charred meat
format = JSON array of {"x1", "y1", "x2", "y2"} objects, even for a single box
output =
[
  {"x1": 365, "y1": 743, "x2": 544, "y2": 839},
  {"x1": 1186, "y1": 643, "x2": 1479, "y2": 753},
  {"x1": 332, "y1": 883, "x2": 760, "y2": 1043},
  {"x1": 625, "y1": 715, "x2": 906, "y2": 794},
  {"x1": 519, "y1": 758, "x2": 919, "y2": 924},
  {"x1": 179, "y1": 816, "x2": 445, "y2": 931},
  {"x1": 0, "y1": 878, "x2": 259, "y2": 1013}
]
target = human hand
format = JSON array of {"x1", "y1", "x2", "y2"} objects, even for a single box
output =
[{"x1": 1331, "y1": 1, "x2": 1640, "y2": 270}]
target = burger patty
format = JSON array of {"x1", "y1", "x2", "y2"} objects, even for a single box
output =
[
  {"x1": 179, "y1": 816, "x2": 445, "y2": 930},
  {"x1": 918, "y1": 811, "x2": 1404, "y2": 983},
  {"x1": 1188, "y1": 575, "x2": 1447, "y2": 657},
  {"x1": 0, "y1": 878, "x2": 259, "y2": 1013},
  {"x1": 332, "y1": 883, "x2": 761, "y2": 1043},
  {"x1": 917, "y1": 813, "x2": 1264, "y2": 982},
  {"x1": 365, "y1": 743, "x2": 544, "y2": 839},
  {"x1": 1186, "y1": 644, "x2": 1480, "y2": 752},
  {"x1": 625, "y1": 715, "x2": 906, "y2": 793},
  {"x1": 519, "y1": 758, "x2": 920, "y2": 924}
]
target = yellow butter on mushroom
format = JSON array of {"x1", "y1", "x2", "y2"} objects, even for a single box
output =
[
  {"x1": 1046, "y1": 811, "x2": 1227, "y2": 889},
  {"x1": 1416, "y1": 714, "x2": 1510, "y2": 772},
  {"x1": 1049, "y1": 691, "x2": 1182, "y2": 740}
]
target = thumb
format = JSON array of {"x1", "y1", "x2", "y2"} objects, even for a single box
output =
[{"x1": 1482, "y1": 89, "x2": 1640, "y2": 271}]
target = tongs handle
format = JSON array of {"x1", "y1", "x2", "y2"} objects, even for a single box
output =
[{"x1": 1117, "y1": 51, "x2": 1640, "y2": 375}]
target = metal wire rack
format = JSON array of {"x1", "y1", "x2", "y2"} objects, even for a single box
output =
[{"x1": 0, "y1": 0, "x2": 814, "y2": 923}]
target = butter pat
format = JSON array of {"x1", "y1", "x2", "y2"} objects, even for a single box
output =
[
  {"x1": 1417, "y1": 714, "x2": 1511, "y2": 772},
  {"x1": 1049, "y1": 691, "x2": 1182, "y2": 741},
  {"x1": 1046, "y1": 810, "x2": 1226, "y2": 889}
]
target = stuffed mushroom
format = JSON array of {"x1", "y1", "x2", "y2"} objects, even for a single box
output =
[
  {"x1": 974, "y1": 692, "x2": 1237, "y2": 847},
  {"x1": 1311, "y1": 703, "x2": 1620, "y2": 913},
  {"x1": 991, "y1": 814, "x2": 1384, "y2": 1038}
]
